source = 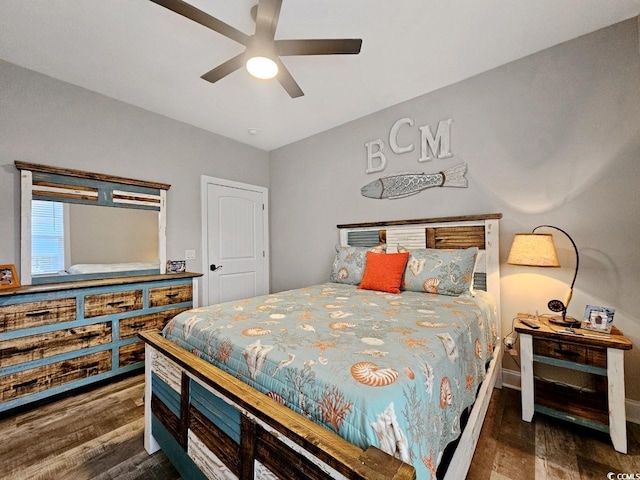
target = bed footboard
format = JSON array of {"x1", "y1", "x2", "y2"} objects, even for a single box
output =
[{"x1": 140, "y1": 330, "x2": 416, "y2": 480}]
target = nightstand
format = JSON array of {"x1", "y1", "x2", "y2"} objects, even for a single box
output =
[{"x1": 514, "y1": 314, "x2": 633, "y2": 453}]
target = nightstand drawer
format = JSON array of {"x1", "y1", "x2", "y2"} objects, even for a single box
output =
[
  {"x1": 0, "y1": 298, "x2": 76, "y2": 332},
  {"x1": 148, "y1": 284, "x2": 192, "y2": 307},
  {"x1": 0, "y1": 322, "x2": 112, "y2": 368},
  {"x1": 534, "y1": 338, "x2": 606, "y2": 368},
  {"x1": 84, "y1": 290, "x2": 143, "y2": 318}
]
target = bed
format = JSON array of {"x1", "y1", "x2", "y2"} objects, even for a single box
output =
[
  {"x1": 140, "y1": 213, "x2": 502, "y2": 480},
  {"x1": 66, "y1": 262, "x2": 159, "y2": 275}
]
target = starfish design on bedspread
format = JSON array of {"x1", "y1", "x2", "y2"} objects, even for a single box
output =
[
  {"x1": 466, "y1": 374, "x2": 475, "y2": 390},
  {"x1": 311, "y1": 340, "x2": 337, "y2": 355},
  {"x1": 403, "y1": 338, "x2": 429, "y2": 349},
  {"x1": 391, "y1": 327, "x2": 416, "y2": 335}
]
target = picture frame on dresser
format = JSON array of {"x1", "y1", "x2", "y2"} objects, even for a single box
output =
[{"x1": 0, "y1": 265, "x2": 19, "y2": 289}]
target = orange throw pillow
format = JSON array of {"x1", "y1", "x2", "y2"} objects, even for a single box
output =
[{"x1": 358, "y1": 251, "x2": 410, "y2": 294}]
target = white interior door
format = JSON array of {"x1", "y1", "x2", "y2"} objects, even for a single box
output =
[{"x1": 202, "y1": 177, "x2": 268, "y2": 306}]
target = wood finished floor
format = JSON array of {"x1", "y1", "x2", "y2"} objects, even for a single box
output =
[{"x1": 1, "y1": 375, "x2": 639, "y2": 480}]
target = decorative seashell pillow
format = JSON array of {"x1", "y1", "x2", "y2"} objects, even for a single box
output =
[
  {"x1": 401, "y1": 246, "x2": 478, "y2": 296},
  {"x1": 329, "y1": 244, "x2": 386, "y2": 285}
]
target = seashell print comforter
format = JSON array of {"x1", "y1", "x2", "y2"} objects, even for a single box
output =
[{"x1": 163, "y1": 283, "x2": 498, "y2": 480}]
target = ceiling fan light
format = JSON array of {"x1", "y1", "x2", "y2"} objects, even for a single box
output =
[{"x1": 246, "y1": 56, "x2": 278, "y2": 79}]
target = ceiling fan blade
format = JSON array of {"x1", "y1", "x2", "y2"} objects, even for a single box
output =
[
  {"x1": 255, "y1": 0, "x2": 282, "y2": 41},
  {"x1": 201, "y1": 53, "x2": 246, "y2": 83},
  {"x1": 274, "y1": 58, "x2": 304, "y2": 98},
  {"x1": 150, "y1": 0, "x2": 249, "y2": 46},
  {"x1": 276, "y1": 39, "x2": 362, "y2": 56}
]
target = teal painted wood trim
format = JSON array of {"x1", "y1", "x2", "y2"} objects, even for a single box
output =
[
  {"x1": 32, "y1": 269, "x2": 162, "y2": 285},
  {"x1": 151, "y1": 415, "x2": 208, "y2": 480},
  {"x1": 347, "y1": 230, "x2": 380, "y2": 247},
  {"x1": 534, "y1": 405, "x2": 610, "y2": 433},
  {"x1": 152, "y1": 372, "x2": 181, "y2": 417},
  {"x1": 32, "y1": 171, "x2": 162, "y2": 196},
  {"x1": 532, "y1": 354, "x2": 607, "y2": 376},
  {"x1": 190, "y1": 379, "x2": 241, "y2": 444},
  {"x1": 31, "y1": 194, "x2": 161, "y2": 211}
]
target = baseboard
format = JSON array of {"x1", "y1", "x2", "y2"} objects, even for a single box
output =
[{"x1": 501, "y1": 368, "x2": 640, "y2": 425}]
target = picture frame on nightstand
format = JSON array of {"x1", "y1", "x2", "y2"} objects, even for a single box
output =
[{"x1": 582, "y1": 304, "x2": 615, "y2": 333}]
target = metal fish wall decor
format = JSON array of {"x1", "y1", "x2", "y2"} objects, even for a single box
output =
[{"x1": 361, "y1": 163, "x2": 468, "y2": 200}]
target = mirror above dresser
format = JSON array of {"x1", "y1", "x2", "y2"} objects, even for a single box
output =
[
  {"x1": 15, "y1": 161, "x2": 170, "y2": 285},
  {"x1": 2, "y1": 162, "x2": 202, "y2": 414}
]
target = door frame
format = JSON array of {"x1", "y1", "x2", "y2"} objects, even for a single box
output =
[{"x1": 200, "y1": 175, "x2": 269, "y2": 306}]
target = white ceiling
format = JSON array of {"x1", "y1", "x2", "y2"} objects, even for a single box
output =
[{"x1": 1, "y1": 1, "x2": 638, "y2": 151}]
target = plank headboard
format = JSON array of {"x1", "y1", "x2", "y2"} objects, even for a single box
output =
[{"x1": 336, "y1": 213, "x2": 502, "y2": 320}]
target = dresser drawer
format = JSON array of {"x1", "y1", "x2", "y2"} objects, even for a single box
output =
[
  {"x1": 149, "y1": 284, "x2": 193, "y2": 308},
  {"x1": 0, "y1": 350, "x2": 112, "y2": 402},
  {"x1": 84, "y1": 290, "x2": 143, "y2": 318},
  {"x1": 534, "y1": 338, "x2": 607, "y2": 368},
  {"x1": 0, "y1": 298, "x2": 76, "y2": 332},
  {"x1": 119, "y1": 342, "x2": 145, "y2": 367},
  {"x1": 0, "y1": 323, "x2": 112, "y2": 368},
  {"x1": 119, "y1": 307, "x2": 190, "y2": 340}
]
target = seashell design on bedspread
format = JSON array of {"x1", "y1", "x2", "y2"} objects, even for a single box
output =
[
  {"x1": 370, "y1": 402, "x2": 410, "y2": 464},
  {"x1": 163, "y1": 282, "x2": 498, "y2": 480},
  {"x1": 350, "y1": 361, "x2": 399, "y2": 387},
  {"x1": 242, "y1": 340, "x2": 273, "y2": 379}
]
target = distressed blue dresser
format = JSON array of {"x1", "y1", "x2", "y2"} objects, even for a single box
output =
[{"x1": 0, "y1": 272, "x2": 200, "y2": 413}]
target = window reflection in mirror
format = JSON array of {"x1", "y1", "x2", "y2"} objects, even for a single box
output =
[{"x1": 31, "y1": 200, "x2": 159, "y2": 278}]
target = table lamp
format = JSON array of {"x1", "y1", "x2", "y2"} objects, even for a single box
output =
[{"x1": 507, "y1": 225, "x2": 580, "y2": 327}]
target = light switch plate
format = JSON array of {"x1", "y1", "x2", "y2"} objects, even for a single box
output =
[{"x1": 185, "y1": 249, "x2": 196, "y2": 260}]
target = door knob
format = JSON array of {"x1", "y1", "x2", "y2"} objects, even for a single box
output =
[{"x1": 210, "y1": 264, "x2": 223, "y2": 272}]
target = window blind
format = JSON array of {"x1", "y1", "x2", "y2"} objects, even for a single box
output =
[{"x1": 31, "y1": 200, "x2": 65, "y2": 275}]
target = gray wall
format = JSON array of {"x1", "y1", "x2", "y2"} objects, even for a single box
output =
[
  {"x1": 0, "y1": 59, "x2": 270, "y2": 291},
  {"x1": 68, "y1": 204, "x2": 158, "y2": 265},
  {"x1": 1, "y1": 19, "x2": 639, "y2": 401},
  {"x1": 270, "y1": 20, "x2": 640, "y2": 399}
]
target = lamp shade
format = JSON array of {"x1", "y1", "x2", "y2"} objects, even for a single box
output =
[{"x1": 507, "y1": 233, "x2": 560, "y2": 267}]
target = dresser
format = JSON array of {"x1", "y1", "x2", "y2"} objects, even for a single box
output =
[{"x1": 0, "y1": 272, "x2": 201, "y2": 413}]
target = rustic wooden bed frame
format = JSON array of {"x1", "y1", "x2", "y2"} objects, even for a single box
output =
[{"x1": 140, "y1": 213, "x2": 503, "y2": 480}]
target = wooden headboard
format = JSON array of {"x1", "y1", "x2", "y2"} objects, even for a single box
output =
[{"x1": 337, "y1": 213, "x2": 502, "y2": 323}]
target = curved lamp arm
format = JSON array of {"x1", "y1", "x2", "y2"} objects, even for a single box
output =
[{"x1": 533, "y1": 225, "x2": 580, "y2": 310}]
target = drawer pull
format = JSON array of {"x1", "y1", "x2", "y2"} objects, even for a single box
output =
[
  {"x1": 107, "y1": 300, "x2": 125, "y2": 307},
  {"x1": 79, "y1": 332, "x2": 101, "y2": 340},
  {"x1": 130, "y1": 322, "x2": 146, "y2": 329},
  {"x1": 554, "y1": 349, "x2": 580, "y2": 357},
  {"x1": 15, "y1": 378, "x2": 38, "y2": 389},
  {"x1": 25, "y1": 310, "x2": 50, "y2": 317},
  {"x1": 165, "y1": 293, "x2": 180, "y2": 298}
]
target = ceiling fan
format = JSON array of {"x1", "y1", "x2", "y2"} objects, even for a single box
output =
[{"x1": 150, "y1": 0, "x2": 363, "y2": 98}]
